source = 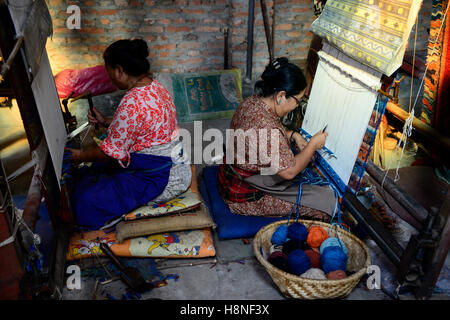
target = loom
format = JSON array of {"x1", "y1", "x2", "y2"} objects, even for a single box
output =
[{"x1": 297, "y1": 0, "x2": 450, "y2": 299}]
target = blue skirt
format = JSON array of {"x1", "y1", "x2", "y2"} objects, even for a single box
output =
[{"x1": 71, "y1": 153, "x2": 172, "y2": 230}]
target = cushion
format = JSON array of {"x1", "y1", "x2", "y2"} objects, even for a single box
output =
[
  {"x1": 200, "y1": 166, "x2": 284, "y2": 239},
  {"x1": 124, "y1": 188, "x2": 202, "y2": 221},
  {"x1": 66, "y1": 228, "x2": 215, "y2": 260},
  {"x1": 116, "y1": 204, "x2": 215, "y2": 243},
  {"x1": 124, "y1": 164, "x2": 201, "y2": 221}
]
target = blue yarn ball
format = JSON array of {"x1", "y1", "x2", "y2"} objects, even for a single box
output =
[
  {"x1": 271, "y1": 225, "x2": 288, "y2": 245},
  {"x1": 320, "y1": 246, "x2": 348, "y2": 274},
  {"x1": 287, "y1": 222, "x2": 308, "y2": 243},
  {"x1": 320, "y1": 237, "x2": 348, "y2": 255},
  {"x1": 287, "y1": 249, "x2": 311, "y2": 276}
]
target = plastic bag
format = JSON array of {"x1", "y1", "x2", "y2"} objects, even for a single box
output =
[{"x1": 54, "y1": 65, "x2": 117, "y2": 98}]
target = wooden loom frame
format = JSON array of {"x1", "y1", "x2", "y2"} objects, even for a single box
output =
[
  {"x1": 305, "y1": 32, "x2": 450, "y2": 299},
  {"x1": 0, "y1": 4, "x2": 71, "y2": 300}
]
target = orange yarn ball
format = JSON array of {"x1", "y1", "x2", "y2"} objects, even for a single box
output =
[
  {"x1": 326, "y1": 270, "x2": 347, "y2": 280},
  {"x1": 307, "y1": 226, "x2": 329, "y2": 248}
]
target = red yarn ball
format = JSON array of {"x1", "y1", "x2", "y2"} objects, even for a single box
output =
[
  {"x1": 326, "y1": 270, "x2": 347, "y2": 280},
  {"x1": 304, "y1": 249, "x2": 321, "y2": 268}
]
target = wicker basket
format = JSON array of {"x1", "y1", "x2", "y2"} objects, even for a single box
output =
[{"x1": 253, "y1": 219, "x2": 371, "y2": 299}]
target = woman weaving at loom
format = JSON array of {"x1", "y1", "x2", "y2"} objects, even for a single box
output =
[
  {"x1": 66, "y1": 39, "x2": 191, "y2": 230},
  {"x1": 218, "y1": 57, "x2": 336, "y2": 221}
]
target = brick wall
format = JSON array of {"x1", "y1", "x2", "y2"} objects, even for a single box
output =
[
  {"x1": 45, "y1": 0, "x2": 315, "y2": 79},
  {"x1": 45, "y1": 0, "x2": 433, "y2": 80}
]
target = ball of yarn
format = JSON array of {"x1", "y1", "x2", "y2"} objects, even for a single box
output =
[
  {"x1": 282, "y1": 239, "x2": 300, "y2": 255},
  {"x1": 304, "y1": 249, "x2": 321, "y2": 268},
  {"x1": 271, "y1": 225, "x2": 288, "y2": 245},
  {"x1": 287, "y1": 249, "x2": 311, "y2": 276},
  {"x1": 320, "y1": 237, "x2": 348, "y2": 255},
  {"x1": 269, "y1": 244, "x2": 284, "y2": 255},
  {"x1": 306, "y1": 226, "x2": 329, "y2": 248},
  {"x1": 268, "y1": 252, "x2": 289, "y2": 272},
  {"x1": 300, "y1": 268, "x2": 327, "y2": 280},
  {"x1": 287, "y1": 222, "x2": 308, "y2": 243},
  {"x1": 320, "y1": 246, "x2": 348, "y2": 274},
  {"x1": 326, "y1": 270, "x2": 347, "y2": 280}
]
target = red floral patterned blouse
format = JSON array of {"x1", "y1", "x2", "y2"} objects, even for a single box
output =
[{"x1": 100, "y1": 80, "x2": 179, "y2": 167}]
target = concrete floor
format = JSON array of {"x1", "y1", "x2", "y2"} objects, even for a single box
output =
[{"x1": 62, "y1": 232, "x2": 392, "y2": 300}]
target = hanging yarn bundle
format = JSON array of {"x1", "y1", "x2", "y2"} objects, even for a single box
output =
[
  {"x1": 301, "y1": 268, "x2": 327, "y2": 280},
  {"x1": 306, "y1": 226, "x2": 329, "y2": 248},
  {"x1": 326, "y1": 270, "x2": 347, "y2": 280},
  {"x1": 304, "y1": 249, "x2": 321, "y2": 268},
  {"x1": 287, "y1": 222, "x2": 308, "y2": 243},
  {"x1": 320, "y1": 237, "x2": 348, "y2": 255},
  {"x1": 320, "y1": 246, "x2": 348, "y2": 274},
  {"x1": 287, "y1": 249, "x2": 311, "y2": 276},
  {"x1": 271, "y1": 225, "x2": 288, "y2": 245}
]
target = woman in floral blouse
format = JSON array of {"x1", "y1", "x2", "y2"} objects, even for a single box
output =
[
  {"x1": 218, "y1": 57, "x2": 336, "y2": 221},
  {"x1": 67, "y1": 39, "x2": 191, "y2": 229}
]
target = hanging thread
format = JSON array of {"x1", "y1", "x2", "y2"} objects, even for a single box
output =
[{"x1": 382, "y1": 4, "x2": 449, "y2": 186}]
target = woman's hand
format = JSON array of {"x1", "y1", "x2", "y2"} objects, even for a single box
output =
[
  {"x1": 65, "y1": 147, "x2": 83, "y2": 163},
  {"x1": 292, "y1": 132, "x2": 308, "y2": 151},
  {"x1": 309, "y1": 131, "x2": 328, "y2": 150},
  {"x1": 88, "y1": 107, "x2": 108, "y2": 127}
]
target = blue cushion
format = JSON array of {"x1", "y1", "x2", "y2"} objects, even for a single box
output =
[{"x1": 200, "y1": 166, "x2": 284, "y2": 239}]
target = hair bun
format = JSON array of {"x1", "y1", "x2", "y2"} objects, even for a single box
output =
[{"x1": 129, "y1": 39, "x2": 149, "y2": 59}]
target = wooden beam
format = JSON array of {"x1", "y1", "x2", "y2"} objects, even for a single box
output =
[{"x1": 385, "y1": 101, "x2": 450, "y2": 151}]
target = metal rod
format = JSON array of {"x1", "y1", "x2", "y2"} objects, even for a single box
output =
[
  {"x1": 246, "y1": 0, "x2": 255, "y2": 80},
  {"x1": 343, "y1": 190, "x2": 403, "y2": 266},
  {"x1": 365, "y1": 160, "x2": 429, "y2": 224},
  {"x1": 260, "y1": 0, "x2": 274, "y2": 62},
  {"x1": 224, "y1": 27, "x2": 230, "y2": 70},
  {"x1": 0, "y1": 35, "x2": 24, "y2": 84}
]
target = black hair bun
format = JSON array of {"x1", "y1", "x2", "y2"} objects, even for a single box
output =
[
  {"x1": 129, "y1": 39, "x2": 149, "y2": 59},
  {"x1": 254, "y1": 56, "x2": 306, "y2": 98}
]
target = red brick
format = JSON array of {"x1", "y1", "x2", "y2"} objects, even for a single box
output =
[
  {"x1": 152, "y1": 8, "x2": 179, "y2": 14},
  {"x1": 232, "y1": 11, "x2": 248, "y2": 17},
  {"x1": 286, "y1": 31, "x2": 303, "y2": 37},
  {"x1": 195, "y1": 26, "x2": 220, "y2": 33},
  {"x1": 153, "y1": 44, "x2": 176, "y2": 50},
  {"x1": 91, "y1": 9, "x2": 120, "y2": 15},
  {"x1": 182, "y1": 9, "x2": 206, "y2": 15},
  {"x1": 180, "y1": 57, "x2": 205, "y2": 65},
  {"x1": 293, "y1": 7, "x2": 311, "y2": 13},
  {"x1": 139, "y1": 26, "x2": 164, "y2": 33},
  {"x1": 159, "y1": 19, "x2": 171, "y2": 25},
  {"x1": 80, "y1": 27, "x2": 105, "y2": 34},
  {"x1": 275, "y1": 23, "x2": 293, "y2": 31},
  {"x1": 166, "y1": 26, "x2": 191, "y2": 32},
  {"x1": 91, "y1": 45, "x2": 108, "y2": 52},
  {"x1": 178, "y1": 42, "x2": 202, "y2": 49}
]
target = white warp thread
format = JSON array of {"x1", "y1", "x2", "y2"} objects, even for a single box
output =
[{"x1": 302, "y1": 48, "x2": 382, "y2": 186}]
